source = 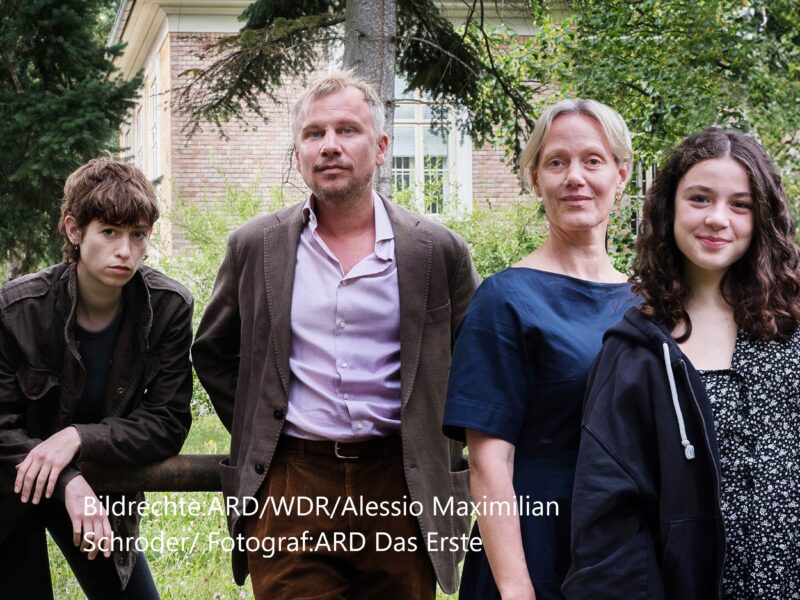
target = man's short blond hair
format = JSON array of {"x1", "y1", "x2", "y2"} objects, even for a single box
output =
[{"x1": 291, "y1": 71, "x2": 386, "y2": 142}]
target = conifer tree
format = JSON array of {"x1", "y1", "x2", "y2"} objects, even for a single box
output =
[{"x1": 0, "y1": 0, "x2": 141, "y2": 274}]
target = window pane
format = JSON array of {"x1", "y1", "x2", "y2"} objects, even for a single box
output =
[
  {"x1": 393, "y1": 126, "x2": 416, "y2": 157},
  {"x1": 394, "y1": 75, "x2": 414, "y2": 100},
  {"x1": 421, "y1": 127, "x2": 449, "y2": 213},
  {"x1": 393, "y1": 155, "x2": 415, "y2": 191},
  {"x1": 423, "y1": 127, "x2": 448, "y2": 157},
  {"x1": 424, "y1": 155, "x2": 448, "y2": 214},
  {"x1": 395, "y1": 103, "x2": 416, "y2": 120}
]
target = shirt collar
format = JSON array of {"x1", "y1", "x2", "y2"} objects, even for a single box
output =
[{"x1": 302, "y1": 192, "x2": 395, "y2": 260}]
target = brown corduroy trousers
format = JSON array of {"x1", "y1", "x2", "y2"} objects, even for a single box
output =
[{"x1": 244, "y1": 436, "x2": 436, "y2": 600}]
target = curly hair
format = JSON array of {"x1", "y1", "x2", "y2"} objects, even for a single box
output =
[{"x1": 632, "y1": 128, "x2": 800, "y2": 342}]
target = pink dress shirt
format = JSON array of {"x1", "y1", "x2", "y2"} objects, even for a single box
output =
[{"x1": 283, "y1": 193, "x2": 402, "y2": 441}]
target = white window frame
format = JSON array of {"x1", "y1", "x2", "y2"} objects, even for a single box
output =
[
  {"x1": 392, "y1": 78, "x2": 472, "y2": 215},
  {"x1": 630, "y1": 162, "x2": 656, "y2": 232},
  {"x1": 149, "y1": 77, "x2": 159, "y2": 180},
  {"x1": 121, "y1": 122, "x2": 132, "y2": 162},
  {"x1": 134, "y1": 100, "x2": 144, "y2": 171}
]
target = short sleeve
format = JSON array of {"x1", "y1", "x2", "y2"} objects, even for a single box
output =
[{"x1": 442, "y1": 274, "x2": 531, "y2": 445}]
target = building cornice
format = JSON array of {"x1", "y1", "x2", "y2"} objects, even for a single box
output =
[{"x1": 109, "y1": 0, "x2": 251, "y2": 78}]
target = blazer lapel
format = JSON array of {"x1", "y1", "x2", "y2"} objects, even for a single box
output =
[
  {"x1": 386, "y1": 200, "x2": 432, "y2": 407},
  {"x1": 263, "y1": 204, "x2": 305, "y2": 398}
]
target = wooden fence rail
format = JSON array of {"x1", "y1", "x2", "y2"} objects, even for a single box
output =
[{"x1": 0, "y1": 454, "x2": 227, "y2": 494}]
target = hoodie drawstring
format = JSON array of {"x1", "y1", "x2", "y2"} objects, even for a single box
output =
[{"x1": 662, "y1": 343, "x2": 696, "y2": 460}]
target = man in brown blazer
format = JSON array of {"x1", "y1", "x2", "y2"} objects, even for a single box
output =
[{"x1": 192, "y1": 72, "x2": 478, "y2": 599}]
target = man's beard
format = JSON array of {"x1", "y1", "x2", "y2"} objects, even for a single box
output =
[{"x1": 312, "y1": 171, "x2": 373, "y2": 206}]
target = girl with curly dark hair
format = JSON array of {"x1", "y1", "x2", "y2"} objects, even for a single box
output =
[
  {"x1": 634, "y1": 128, "x2": 800, "y2": 342},
  {"x1": 564, "y1": 129, "x2": 800, "y2": 599}
]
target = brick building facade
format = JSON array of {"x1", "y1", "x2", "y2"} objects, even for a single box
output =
[{"x1": 110, "y1": 0, "x2": 529, "y2": 250}]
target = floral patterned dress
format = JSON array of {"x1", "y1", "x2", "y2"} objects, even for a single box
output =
[{"x1": 699, "y1": 328, "x2": 800, "y2": 599}]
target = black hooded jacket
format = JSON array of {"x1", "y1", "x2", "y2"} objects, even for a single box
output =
[{"x1": 562, "y1": 307, "x2": 725, "y2": 599}]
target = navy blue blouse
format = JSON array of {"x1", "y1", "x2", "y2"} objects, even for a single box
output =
[{"x1": 443, "y1": 267, "x2": 637, "y2": 600}]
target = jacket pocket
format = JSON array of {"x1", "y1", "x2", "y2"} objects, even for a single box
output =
[
  {"x1": 662, "y1": 516, "x2": 720, "y2": 599},
  {"x1": 425, "y1": 301, "x2": 451, "y2": 324},
  {"x1": 218, "y1": 457, "x2": 238, "y2": 499},
  {"x1": 448, "y1": 458, "x2": 470, "y2": 498},
  {"x1": 15, "y1": 366, "x2": 60, "y2": 400}
]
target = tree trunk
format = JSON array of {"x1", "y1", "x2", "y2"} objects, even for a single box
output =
[{"x1": 342, "y1": 0, "x2": 397, "y2": 199}]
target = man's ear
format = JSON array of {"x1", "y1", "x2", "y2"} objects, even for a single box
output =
[{"x1": 375, "y1": 133, "x2": 389, "y2": 167}]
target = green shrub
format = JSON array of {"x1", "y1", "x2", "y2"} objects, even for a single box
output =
[
  {"x1": 151, "y1": 184, "x2": 299, "y2": 415},
  {"x1": 393, "y1": 187, "x2": 548, "y2": 280},
  {"x1": 606, "y1": 199, "x2": 641, "y2": 275},
  {"x1": 443, "y1": 200, "x2": 548, "y2": 280}
]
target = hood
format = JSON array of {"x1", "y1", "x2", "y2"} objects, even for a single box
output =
[
  {"x1": 604, "y1": 306, "x2": 680, "y2": 357},
  {"x1": 605, "y1": 307, "x2": 697, "y2": 461}
]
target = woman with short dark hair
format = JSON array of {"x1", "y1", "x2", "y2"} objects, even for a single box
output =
[
  {"x1": 565, "y1": 128, "x2": 800, "y2": 598},
  {"x1": 0, "y1": 158, "x2": 193, "y2": 599}
]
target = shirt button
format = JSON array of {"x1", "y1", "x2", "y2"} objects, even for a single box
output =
[
  {"x1": 116, "y1": 387, "x2": 125, "y2": 395},
  {"x1": 355, "y1": 423, "x2": 363, "y2": 430},
  {"x1": 273, "y1": 408, "x2": 286, "y2": 420},
  {"x1": 343, "y1": 393, "x2": 349, "y2": 399},
  {"x1": 341, "y1": 361, "x2": 348, "y2": 369},
  {"x1": 338, "y1": 321, "x2": 346, "y2": 329},
  {"x1": 254, "y1": 463, "x2": 265, "y2": 475}
]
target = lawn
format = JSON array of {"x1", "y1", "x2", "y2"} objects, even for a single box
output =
[{"x1": 49, "y1": 416, "x2": 458, "y2": 599}]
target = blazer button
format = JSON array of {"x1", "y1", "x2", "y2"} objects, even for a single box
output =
[
  {"x1": 254, "y1": 463, "x2": 265, "y2": 475},
  {"x1": 273, "y1": 408, "x2": 286, "y2": 420}
]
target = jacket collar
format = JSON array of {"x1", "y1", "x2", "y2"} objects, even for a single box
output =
[
  {"x1": 263, "y1": 203, "x2": 306, "y2": 397},
  {"x1": 60, "y1": 264, "x2": 153, "y2": 363}
]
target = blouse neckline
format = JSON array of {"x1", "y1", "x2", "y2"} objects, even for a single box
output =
[{"x1": 508, "y1": 266, "x2": 631, "y2": 288}]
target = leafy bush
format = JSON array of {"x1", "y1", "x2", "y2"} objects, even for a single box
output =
[
  {"x1": 150, "y1": 184, "x2": 300, "y2": 415},
  {"x1": 443, "y1": 201, "x2": 548, "y2": 280},
  {"x1": 393, "y1": 187, "x2": 548, "y2": 280},
  {"x1": 606, "y1": 199, "x2": 641, "y2": 275}
]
